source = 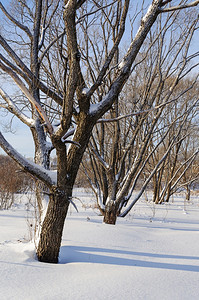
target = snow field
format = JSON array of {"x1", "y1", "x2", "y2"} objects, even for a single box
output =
[{"x1": 0, "y1": 190, "x2": 199, "y2": 300}]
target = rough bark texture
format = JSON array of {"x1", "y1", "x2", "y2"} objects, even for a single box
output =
[
  {"x1": 37, "y1": 114, "x2": 95, "y2": 263},
  {"x1": 37, "y1": 189, "x2": 70, "y2": 263},
  {"x1": 103, "y1": 200, "x2": 117, "y2": 225}
]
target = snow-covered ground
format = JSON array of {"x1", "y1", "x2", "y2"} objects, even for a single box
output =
[{"x1": 0, "y1": 189, "x2": 199, "y2": 300}]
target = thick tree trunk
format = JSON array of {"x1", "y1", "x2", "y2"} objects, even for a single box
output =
[
  {"x1": 36, "y1": 188, "x2": 70, "y2": 263},
  {"x1": 103, "y1": 200, "x2": 117, "y2": 225}
]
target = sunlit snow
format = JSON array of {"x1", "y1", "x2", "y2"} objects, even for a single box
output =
[{"x1": 0, "y1": 189, "x2": 199, "y2": 300}]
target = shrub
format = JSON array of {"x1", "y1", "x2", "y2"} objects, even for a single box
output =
[{"x1": 0, "y1": 155, "x2": 31, "y2": 209}]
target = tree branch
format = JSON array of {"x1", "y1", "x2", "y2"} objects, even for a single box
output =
[
  {"x1": 160, "y1": 0, "x2": 199, "y2": 12},
  {"x1": 91, "y1": 0, "x2": 161, "y2": 119},
  {"x1": 0, "y1": 34, "x2": 63, "y2": 105},
  {"x1": 76, "y1": 0, "x2": 118, "y2": 24},
  {"x1": 76, "y1": 0, "x2": 87, "y2": 9},
  {"x1": 96, "y1": 96, "x2": 188, "y2": 123},
  {"x1": 87, "y1": 0, "x2": 130, "y2": 99},
  {"x1": 0, "y1": 88, "x2": 35, "y2": 127},
  {"x1": 39, "y1": 30, "x2": 65, "y2": 62},
  {"x1": 0, "y1": 61, "x2": 54, "y2": 135},
  {"x1": 0, "y1": 2, "x2": 32, "y2": 39},
  {"x1": 0, "y1": 131, "x2": 54, "y2": 187}
]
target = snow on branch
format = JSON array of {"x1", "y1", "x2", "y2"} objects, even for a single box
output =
[
  {"x1": 90, "y1": 0, "x2": 199, "y2": 120},
  {"x1": 0, "y1": 88, "x2": 35, "y2": 128},
  {"x1": 0, "y1": 131, "x2": 55, "y2": 187},
  {"x1": 38, "y1": 0, "x2": 60, "y2": 50},
  {"x1": 89, "y1": 1, "x2": 162, "y2": 119},
  {"x1": 0, "y1": 61, "x2": 54, "y2": 135}
]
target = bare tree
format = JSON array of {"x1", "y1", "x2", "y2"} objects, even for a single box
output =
[
  {"x1": 0, "y1": 0, "x2": 63, "y2": 219},
  {"x1": 82, "y1": 10, "x2": 199, "y2": 222},
  {"x1": 0, "y1": 0, "x2": 199, "y2": 263},
  {"x1": 150, "y1": 79, "x2": 199, "y2": 204}
]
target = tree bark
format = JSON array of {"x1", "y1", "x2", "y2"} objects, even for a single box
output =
[
  {"x1": 37, "y1": 114, "x2": 95, "y2": 263},
  {"x1": 103, "y1": 200, "x2": 117, "y2": 225},
  {"x1": 36, "y1": 188, "x2": 70, "y2": 263},
  {"x1": 185, "y1": 184, "x2": 190, "y2": 201}
]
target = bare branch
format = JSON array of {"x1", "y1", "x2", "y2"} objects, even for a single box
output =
[
  {"x1": 39, "y1": 30, "x2": 65, "y2": 62},
  {"x1": 38, "y1": 0, "x2": 60, "y2": 50},
  {"x1": 76, "y1": 0, "x2": 87, "y2": 9},
  {"x1": 0, "y1": 88, "x2": 35, "y2": 127},
  {"x1": 0, "y1": 61, "x2": 54, "y2": 135},
  {"x1": 0, "y1": 2, "x2": 32, "y2": 39},
  {"x1": 87, "y1": 0, "x2": 130, "y2": 98},
  {"x1": 96, "y1": 97, "x2": 187, "y2": 123},
  {"x1": 170, "y1": 149, "x2": 199, "y2": 192},
  {"x1": 0, "y1": 34, "x2": 63, "y2": 105},
  {"x1": 76, "y1": 0, "x2": 118, "y2": 24},
  {"x1": 89, "y1": 144, "x2": 109, "y2": 170},
  {"x1": 160, "y1": 0, "x2": 199, "y2": 12},
  {"x1": 0, "y1": 52, "x2": 32, "y2": 85},
  {"x1": 119, "y1": 138, "x2": 176, "y2": 217}
]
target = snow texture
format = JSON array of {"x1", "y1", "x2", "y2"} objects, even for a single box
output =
[
  {"x1": 118, "y1": 59, "x2": 126, "y2": 70},
  {"x1": 89, "y1": 103, "x2": 104, "y2": 115},
  {"x1": 82, "y1": 88, "x2": 89, "y2": 95},
  {"x1": 142, "y1": 4, "x2": 153, "y2": 24},
  {"x1": 0, "y1": 190, "x2": 199, "y2": 300}
]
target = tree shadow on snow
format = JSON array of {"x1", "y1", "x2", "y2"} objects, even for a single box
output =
[{"x1": 59, "y1": 245, "x2": 199, "y2": 272}]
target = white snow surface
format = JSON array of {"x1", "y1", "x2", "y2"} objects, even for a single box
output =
[{"x1": 1, "y1": 189, "x2": 199, "y2": 300}]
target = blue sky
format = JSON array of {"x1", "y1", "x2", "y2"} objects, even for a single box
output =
[
  {"x1": 0, "y1": 118, "x2": 34, "y2": 157},
  {"x1": 0, "y1": 0, "x2": 198, "y2": 158}
]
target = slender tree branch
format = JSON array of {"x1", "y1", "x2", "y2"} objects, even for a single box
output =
[
  {"x1": 39, "y1": 30, "x2": 65, "y2": 62},
  {"x1": 0, "y1": 2, "x2": 32, "y2": 39},
  {"x1": 0, "y1": 61, "x2": 54, "y2": 134},
  {"x1": 87, "y1": 0, "x2": 130, "y2": 99},
  {"x1": 160, "y1": 0, "x2": 199, "y2": 12},
  {"x1": 0, "y1": 34, "x2": 63, "y2": 105},
  {"x1": 76, "y1": 0, "x2": 118, "y2": 24},
  {"x1": 0, "y1": 88, "x2": 35, "y2": 127},
  {"x1": 96, "y1": 96, "x2": 187, "y2": 123}
]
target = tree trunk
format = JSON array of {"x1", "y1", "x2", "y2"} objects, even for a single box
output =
[
  {"x1": 103, "y1": 200, "x2": 117, "y2": 225},
  {"x1": 185, "y1": 184, "x2": 190, "y2": 201},
  {"x1": 36, "y1": 188, "x2": 70, "y2": 263}
]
